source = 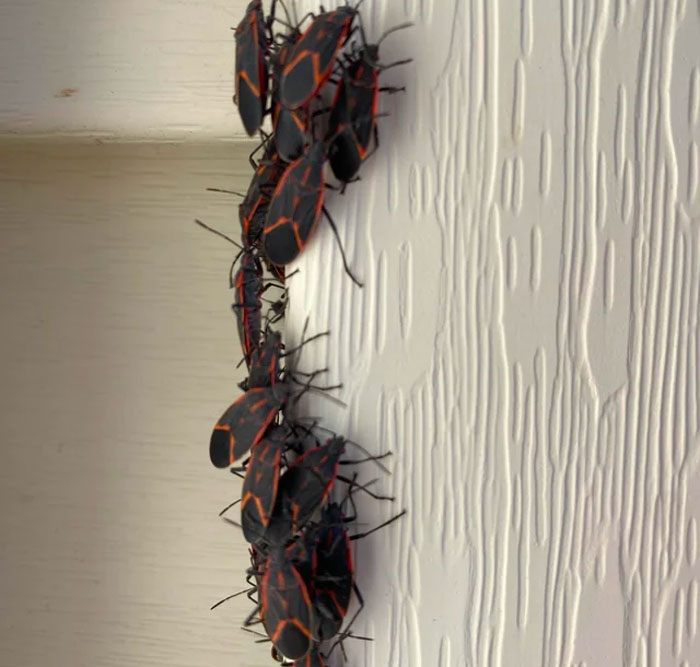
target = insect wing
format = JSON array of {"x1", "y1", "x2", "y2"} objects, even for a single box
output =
[
  {"x1": 241, "y1": 432, "x2": 285, "y2": 542},
  {"x1": 312, "y1": 506, "x2": 353, "y2": 639},
  {"x1": 209, "y1": 386, "x2": 288, "y2": 467},
  {"x1": 280, "y1": 9, "x2": 354, "y2": 109},
  {"x1": 235, "y1": 1, "x2": 268, "y2": 135},
  {"x1": 263, "y1": 149, "x2": 324, "y2": 266},
  {"x1": 262, "y1": 553, "x2": 315, "y2": 660}
]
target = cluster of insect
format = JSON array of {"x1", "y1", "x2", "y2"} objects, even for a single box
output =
[{"x1": 201, "y1": 0, "x2": 411, "y2": 665}]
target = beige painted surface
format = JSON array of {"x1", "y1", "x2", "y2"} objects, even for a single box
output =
[
  {"x1": 0, "y1": 139, "x2": 272, "y2": 667},
  {"x1": 0, "y1": 0, "x2": 251, "y2": 139}
]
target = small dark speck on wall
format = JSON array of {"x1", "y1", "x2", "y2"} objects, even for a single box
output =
[{"x1": 55, "y1": 88, "x2": 79, "y2": 98}]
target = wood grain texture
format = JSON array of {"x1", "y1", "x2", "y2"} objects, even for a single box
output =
[
  {"x1": 0, "y1": 0, "x2": 252, "y2": 139},
  {"x1": 0, "y1": 140, "x2": 271, "y2": 667}
]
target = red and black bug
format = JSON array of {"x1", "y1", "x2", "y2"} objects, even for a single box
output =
[
  {"x1": 262, "y1": 141, "x2": 363, "y2": 286},
  {"x1": 239, "y1": 421, "x2": 330, "y2": 547},
  {"x1": 271, "y1": 29, "x2": 309, "y2": 163},
  {"x1": 283, "y1": 527, "x2": 316, "y2": 591},
  {"x1": 275, "y1": 500, "x2": 354, "y2": 643},
  {"x1": 263, "y1": 141, "x2": 325, "y2": 266},
  {"x1": 209, "y1": 384, "x2": 290, "y2": 468},
  {"x1": 239, "y1": 323, "x2": 336, "y2": 394},
  {"x1": 264, "y1": 425, "x2": 396, "y2": 542},
  {"x1": 306, "y1": 503, "x2": 354, "y2": 641},
  {"x1": 234, "y1": 0, "x2": 271, "y2": 136},
  {"x1": 240, "y1": 425, "x2": 288, "y2": 544},
  {"x1": 245, "y1": 328, "x2": 284, "y2": 389},
  {"x1": 232, "y1": 250, "x2": 264, "y2": 366},
  {"x1": 240, "y1": 140, "x2": 287, "y2": 248},
  {"x1": 327, "y1": 22, "x2": 413, "y2": 183},
  {"x1": 273, "y1": 100, "x2": 309, "y2": 164},
  {"x1": 210, "y1": 328, "x2": 337, "y2": 471},
  {"x1": 308, "y1": 501, "x2": 406, "y2": 642},
  {"x1": 205, "y1": 137, "x2": 284, "y2": 250},
  {"x1": 260, "y1": 544, "x2": 316, "y2": 661},
  {"x1": 279, "y1": 7, "x2": 359, "y2": 110},
  {"x1": 261, "y1": 436, "x2": 347, "y2": 548},
  {"x1": 193, "y1": 221, "x2": 285, "y2": 365}
]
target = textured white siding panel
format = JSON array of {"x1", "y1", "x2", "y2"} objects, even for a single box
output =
[{"x1": 283, "y1": 1, "x2": 700, "y2": 666}]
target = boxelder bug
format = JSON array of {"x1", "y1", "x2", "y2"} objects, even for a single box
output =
[
  {"x1": 232, "y1": 250, "x2": 264, "y2": 366},
  {"x1": 306, "y1": 499, "x2": 405, "y2": 642},
  {"x1": 327, "y1": 22, "x2": 413, "y2": 183},
  {"x1": 260, "y1": 544, "x2": 315, "y2": 661},
  {"x1": 239, "y1": 424, "x2": 324, "y2": 547},
  {"x1": 211, "y1": 327, "x2": 337, "y2": 471},
  {"x1": 271, "y1": 30, "x2": 309, "y2": 163},
  {"x1": 263, "y1": 141, "x2": 363, "y2": 287},
  {"x1": 240, "y1": 425, "x2": 288, "y2": 544},
  {"x1": 205, "y1": 137, "x2": 285, "y2": 249},
  {"x1": 209, "y1": 384, "x2": 290, "y2": 468},
  {"x1": 261, "y1": 436, "x2": 346, "y2": 547},
  {"x1": 238, "y1": 419, "x2": 326, "y2": 546},
  {"x1": 259, "y1": 433, "x2": 389, "y2": 545},
  {"x1": 274, "y1": 100, "x2": 309, "y2": 164},
  {"x1": 244, "y1": 328, "x2": 283, "y2": 390},
  {"x1": 193, "y1": 220, "x2": 285, "y2": 366},
  {"x1": 306, "y1": 503, "x2": 354, "y2": 641},
  {"x1": 240, "y1": 140, "x2": 287, "y2": 247},
  {"x1": 263, "y1": 141, "x2": 324, "y2": 265},
  {"x1": 240, "y1": 324, "x2": 336, "y2": 394},
  {"x1": 280, "y1": 6, "x2": 359, "y2": 110},
  {"x1": 234, "y1": 0, "x2": 271, "y2": 136}
]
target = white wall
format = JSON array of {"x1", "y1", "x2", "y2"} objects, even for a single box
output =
[
  {"x1": 287, "y1": 1, "x2": 700, "y2": 666},
  {"x1": 1, "y1": 0, "x2": 700, "y2": 666}
]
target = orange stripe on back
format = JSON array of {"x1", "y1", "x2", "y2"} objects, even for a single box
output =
[
  {"x1": 238, "y1": 70, "x2": 261, "y2": 98},
  {"x1": 265, "y1": 217, "x2": 293, "y2": 233},
  {"x1": 283, "y1": 49, "x2": 313, "y2": 77}
]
